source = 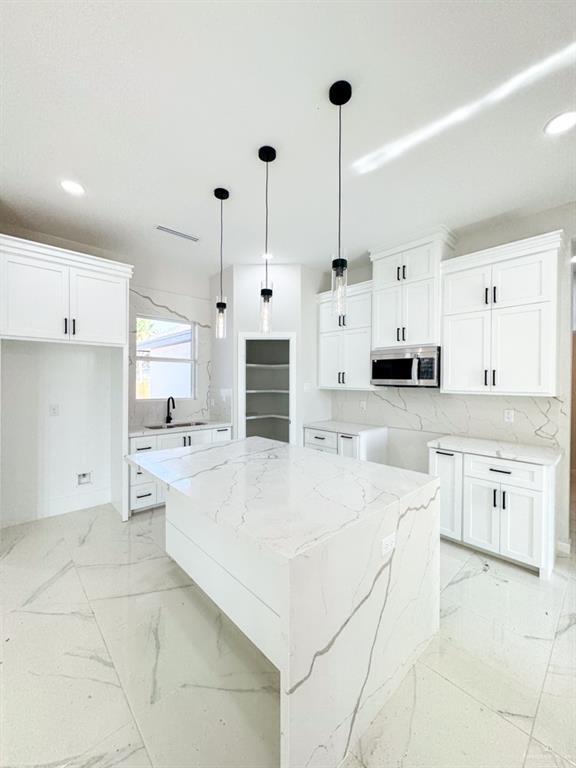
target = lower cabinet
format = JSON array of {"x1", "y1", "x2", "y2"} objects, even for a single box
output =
[
  {"x1": 129, "y1": 427, "x2": 232, "y2": 512},
  {"x1": 428, "y1": 447, "x2": 553, "y2": 577},
  {"x1": 303, "y1": 425, "x2": 387, "y2": 463}
]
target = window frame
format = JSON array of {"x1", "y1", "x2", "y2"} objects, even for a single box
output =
[{"x1": 135, "y1": 313, "x2": 198, "y2": 401}]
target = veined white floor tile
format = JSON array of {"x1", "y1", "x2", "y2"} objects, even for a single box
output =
[
  {"x1": 421, "y1": 601, "x2": 552, "y2": 733},
  {"x1": 62, "y1": 721, "x2": 152, "y2": 768},
  {"x1": 524, "y1": 738, "x2": 576, "y2": 768},
  {"x1": 1, "y1": 603, "x2": 135, "y2": 765},
  {"x1": 342, "y1": 663, "x2": 529, "y2": 768},
  {"x1": 92, "y1": 584, "x2": 279, "y2": 768},
  {"x1": 439, "y1": 540, "x2": 473, "y2": 591}
]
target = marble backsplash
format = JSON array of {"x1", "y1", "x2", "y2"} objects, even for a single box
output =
[
  {"x1": 129, "y1": 286, "x2": 213, "y2": 430},
  {"x1": 332, "y1": 388, "x2": 571, "y2": 544}
]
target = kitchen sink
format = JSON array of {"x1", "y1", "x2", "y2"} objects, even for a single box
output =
[{"x1": 145, "y1": 421, "x2": 206, "y2": 430}]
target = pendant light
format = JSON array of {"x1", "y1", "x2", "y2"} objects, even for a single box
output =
[
  {"x1": 214, "y1": 187, "x2": 229, "y2": 340},
  {"x1": 258, "y1": 145, "x2": 276, "y2": 334},
  {"x1": 329, "y1": 80, "x2": 352, "y2": 320}
]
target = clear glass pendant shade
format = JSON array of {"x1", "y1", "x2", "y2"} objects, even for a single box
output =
[
  {"x1": 331, "y1": 258, "x2": 348, "y2": 317},
  {"x1": 215, "y1": 298, "x2": 227, "y2": 340},
  {"x1": 259, "y1": 284, "x2": 273, "y2": 334}
]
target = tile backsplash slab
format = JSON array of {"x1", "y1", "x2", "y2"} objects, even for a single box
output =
[
  {"x1": 129, "y1": 286, "x2": 213, "y2": 429},
  {"x1": 332, "y1": 388, "x2": 570, "y2": 543}
]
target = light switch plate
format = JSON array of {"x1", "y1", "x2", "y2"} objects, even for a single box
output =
[
  {"x1": 49, "y1": 404, "x2": 59, "y2": 417},
  {"x1": 504, "y1": 409, "x2": 515, "y2": 423}
]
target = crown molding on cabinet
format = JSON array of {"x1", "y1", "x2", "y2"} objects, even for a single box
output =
[{"x1": 369, "y1": 227, "x2": 455, "y2": 262}]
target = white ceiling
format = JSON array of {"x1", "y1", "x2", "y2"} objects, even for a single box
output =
[{"x1": 1, "y1": 1, "x2": 575, "y2": 286}]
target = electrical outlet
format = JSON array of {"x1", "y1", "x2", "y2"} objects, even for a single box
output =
[
  {"x1": 49, "y1": 404, "x2": 59, "y2": 417},
  {"x1": 504, "y1": 409, "x2": 515, "y2": 423},
  {"x1": 359, "y1": 400, "x2": 367, "y2": 413},
  {"x1": 382, "y1": 532, "x2": 396, "y2": 557},
  {"x1": 77, "y1": 472, "x2": 92, "y2": 486}
]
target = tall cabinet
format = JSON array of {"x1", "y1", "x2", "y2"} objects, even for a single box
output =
[{"x1": 441, "y1": 231, "x2": 562, "y2": 396}]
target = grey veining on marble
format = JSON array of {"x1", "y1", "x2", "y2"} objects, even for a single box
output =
[
  {"x1": 303, "y1": 420, "x2": 387, "y2": 435},
  {"x1": 427, "y1": 434, "x2": 562, "y2": 465},
  {"x1": 129, "y1": 420, "x2": 232, "y2": 438}
]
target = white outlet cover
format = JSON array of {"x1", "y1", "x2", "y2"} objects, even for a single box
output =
[
  {"x1": 49, "y1": 404, "x2": 59, "y2": 417},
  {"x1": 360, "y1": 400, "x2": 367, "y2": 412},
  {"x1": 504, "y1": 409, "x2": 515, "y2": 423},
  {"x1": 382, "y1": 532, "x2": 396, "y2": 557}
]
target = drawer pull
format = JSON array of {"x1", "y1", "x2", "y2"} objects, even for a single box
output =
[
  {"x1": 137, "y1": 446, "x2": 152, "y2": 451},
  {"x1": 136, "y1": 493, "x2": 152, "y2": 500},
  {"x1": 314, "y1": 436, "x2": 326, "y2": 440},
  {"x1": 216, "y1": 428, "x2": 229, "y2": 432},
  {"x1": 340, "y1": 434, "x2": 353, "y2": 439},
  {"x1": 436, "y1": 450, "x2": 454, "y2": 456},
  {"x1": 489, "y1": 468, "x2": 512, "y2": 475}
]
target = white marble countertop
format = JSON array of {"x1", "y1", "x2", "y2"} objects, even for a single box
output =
[
  {"x1": 129, "y1": 421, "x2": 232, "y2": 438},
  {"x1": 127, "y1": 436, "x2": 437, "y2": 560},
  {"x1": 304, "y1": 420, "x2": 386, "y2": 435},
  {"x1": 427, "y1": 435, "x2": 562, "y2": 466}
]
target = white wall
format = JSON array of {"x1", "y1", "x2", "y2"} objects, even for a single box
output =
[{"x1": 1, "y1": 341, "x2": 119, "y2": 526}]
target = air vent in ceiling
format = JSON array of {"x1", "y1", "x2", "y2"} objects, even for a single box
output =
[{"x1": 156, "y1": 225, "x2": 199, "y2": 242}]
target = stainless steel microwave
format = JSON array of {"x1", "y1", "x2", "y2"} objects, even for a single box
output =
[{"x1": 371, "y1": 346, "x2": 440, "y2": 387}]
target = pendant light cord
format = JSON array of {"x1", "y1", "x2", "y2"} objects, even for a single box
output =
[
  {"x1": 338, "y1": 104, "x2": 342, "y2": 260},
  {"x1": 219, "y1": 199, "x2": 224, "y2": 299},
  {"x1": 265, "y1": 160, "x2": 269, "y2": 289}
]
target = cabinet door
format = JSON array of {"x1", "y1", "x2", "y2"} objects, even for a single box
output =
[
  {"x1": 338, "y1": 434, "x2": 359, "y2": 459},
  {"x1": 463, "y1": 477, "x2": 500, "y2": 554},
  {"x1": 492, "y1": 252, "x2": 554, "y2": 308},
  {"x1": 341, "y1": 328, "x2": 371, "y2": 388},
  {"x1": 69, "y1": 268, "x2": 127, "y2": 345},
  {"x1": 499, "y1": 484, "x2": 542, "y2": 567},
  {"x1": 157, "y1": 432, "x2": 189, "y2": 449},
  {"x1": 372, "y1": 252, "x2": 403, "y2": 289},
  {"x1": 443, "y1": 265, "x2": 492, "y2": 315},
  {"x1": 441, "y1": 311, "x2": 491, "y2": 393},
  {"x1": 212, "y1": 427, "x2": 232, "y2": 442},
  {"x1": 318, "y1": 332, "x2": 341, "y2": 387},
  {"x1": 189, "y1": 430, "x2": 213, "y2": 446},
  {"x1": 372, "y1": 286, "x2": 403, "y2": 348},
  {"x1": 402, "y1": 279, "x2": 436, "y2": 345},
  {"x1": 491, "y1": 303, "x2": 553, "y2": 395},
  {"x1": 318, "y1": 300, "x2": 339, "y2": 333},
  {"x1": 402, "y1": 243, "x2": 435, "y2": 283},
  {"x1": 0, "y1": 254, "x2": 69, "y2": 340},
  {"x1": 429, "y1": 449, "x2": 463, "y2": 541},
  {"x1": 343, "y1": 291, "x2": 371, "y2": 329}
]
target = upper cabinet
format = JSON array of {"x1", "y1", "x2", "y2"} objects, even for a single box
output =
[
  {"x1": 0, "y1": 235, "x2": 132, "y2": 346},
  {"x1": 370, "y1": 230, "x2": 455, "y2": 349},
  {"x1": 441, "y1": 231, "x2": 562, "y2": 397}
]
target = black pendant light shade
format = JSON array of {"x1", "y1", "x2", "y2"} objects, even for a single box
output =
[
  {"x1": 214, "y1": 187, "x2": 229, "y2": 340},
  {"x1": 258, "y1": 145, "x2": 276, "y2": 333},
  {"x1": 329, "y1": 80, "x2": 352, "y2": 318}
]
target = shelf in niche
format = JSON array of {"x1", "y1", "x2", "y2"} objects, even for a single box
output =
[
  {"x1": 246, "y1": 363, "x2": 289, "y2": 369},
  {"x1": 246, "y1": 414, "x2": 290, "y2": 421},
  {"x1": 246, "y1": 389, "x2": 289, "y2": 394}
]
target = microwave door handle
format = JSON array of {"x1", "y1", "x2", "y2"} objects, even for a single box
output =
[{"x1": 411, "y1": 357, "x2": 418, "y2": 384}]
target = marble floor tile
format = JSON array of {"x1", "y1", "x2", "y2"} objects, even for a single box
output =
[
  {"x1": 342, "y1": 663, "x2": 529, "y2": 768},
  {"x1": 439, "y1": 539, "x2": 473, "y2": 591},
  {"x1": 92, "y1": 584, "x2": 280, "y2": 768},
  {"x1": 62, "y1": 721, "x2": 153, "y2": 768},
  {"x1": 421, "y1": 601, "x2": 552, "y2": 733},
  {"x1": 524, "y1": 738, "x2": 576, "y2": 768}
]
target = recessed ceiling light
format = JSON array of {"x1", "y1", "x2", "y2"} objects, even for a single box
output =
[
  {"x1": 60, "y1": 179, "x2": 86, "y2": 196},
  {"x1": 544, "y1": 111, "x2": 576, "y2": 135}
]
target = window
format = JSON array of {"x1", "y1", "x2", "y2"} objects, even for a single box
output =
[{"x1": 136, "y1": 316, "x2": 196, "y2": 399}]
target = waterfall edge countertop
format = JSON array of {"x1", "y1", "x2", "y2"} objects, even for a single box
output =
[
  {"x1": 129, "y1": 421, "x2": 232, "y2": 439},
  {"x1": 126, "y1": 436, "x2": 440, "y2": 768},
  {"x1": 126, "y1": 435, "x2": 436, "y2": 560}
]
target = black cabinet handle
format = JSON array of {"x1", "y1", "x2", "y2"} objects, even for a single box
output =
[
  {"x1": 492, "y1": 369, "x2": 496, "y2": 386},
  {"x1": 340, "y1": 434, "x2": 353, "y2": 440},
  {"x1": 183, "y1": 436, "x2": 187, "y2": 446},
  {"x1": 485, "y1": 287, "x2": 489, "y2": 305},
  {"x1": 489, "y1": 468, "x2": 512, "y2": 475},
  {"x1": 402, "y1": 265, "x2": 406, "y2": 280},
  {"x1": 338, "y1": 372, "x2": 341, "y2": 384},
  {"x1": 216, "y1": 428, "x2": 228, "y2": 433},
  {"x1": 342, "y1": 315, "x2": 346, "y2": 326},
  {"x1": 397, "y1": 266, "x2": 401, "y2": 281},
  {"x1": 484, "y1": 369, "x2": 488, "y2": 386},
  {"x1": 338, "y1": 315, "x2": 341, "y2": 327},
  {"x1": 314, "y1": 436, "x2": 326, "y2": 440},
  {"x1": 136, "y1": 446, "x2": 152, "y2": 451},
  {"x1": 402, "y1": 327, "x2": 406, "y2": 341},
  {"x1": 64, "y1": 318, "x2": 68, "y2": 335},
  {"x1": 493, "y1": 286, "x2": 497, "y2": 304},
  {"x1": 72, "y1": 318, "x2": 76, "y2": 335},
  {"x1": 502, "y1": 491, "x2": 507, "y2": 510},
  {"x1": 136, "y1": 492, "x2": 152, "y2": 500},
  {"x1": 342, "y1": 371, "x2": 346, "y2": 384},
  {"x1": 493, "y1": 488, "x2": 498, "y2": 508},
  {"x1": 436, "y1": 450, "x2": 454, "y2": 457},
  {"x1": 396, "y1": 327, "x2": 400, "y2": 341}
]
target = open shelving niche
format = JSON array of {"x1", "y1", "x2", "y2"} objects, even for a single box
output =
[{"x1": 244, "y1": 339, "x2": 290, "y2": 442}]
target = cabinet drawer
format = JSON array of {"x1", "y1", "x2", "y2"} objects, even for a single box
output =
[
  {"x1": 212, "y1": 427, "x2": 232, "y2": 442},
  {"x1": 306, "y1": 444, "x2": 338, "y2": 455},
  {"x1": 130, "y1": 464, "x2": 154, "y2": 485},
  {"x1": 130, "y1": 435, "x2": 157, "y2": 453},
  {"x1": 304, "y1": 428, "x2": 337, "y2": 449},
  {"x1": 130, "y1": 482, "x2": 157, "y2": 511},
  {"x1": 464, "y1": 454, "x2": 543, "y2": 491}
]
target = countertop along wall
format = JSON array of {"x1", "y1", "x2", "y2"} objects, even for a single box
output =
[{"x1": 332, "y1": 202, "x2": 575, "y2": 550}]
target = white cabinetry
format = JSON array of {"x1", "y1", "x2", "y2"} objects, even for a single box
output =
[
  {"x1": 441, "y1": 231, "x2": 562, "y2": 396},
  {"x1": 317, "y1": 282, "x2": 371, "y2": 389},
  {"x1": 129, "y1": 426, "x2": 232, "y2": 512},
  {"x1": 0, "y1": 237, "x2": 130, "y2": 346},
  {"x1": 304, "y1": 422, "x2": 387, "y2": 463},
  {"x1": 370, "y1": 231, "x2": 454, "y2": 349},
  {"x1": 428, "y1": 438, "x2": 557, "y2": 577}
]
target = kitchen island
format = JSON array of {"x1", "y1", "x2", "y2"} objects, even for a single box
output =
[{"x1": 127, "y1": 436, "x2": 440, "y2": 768}]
